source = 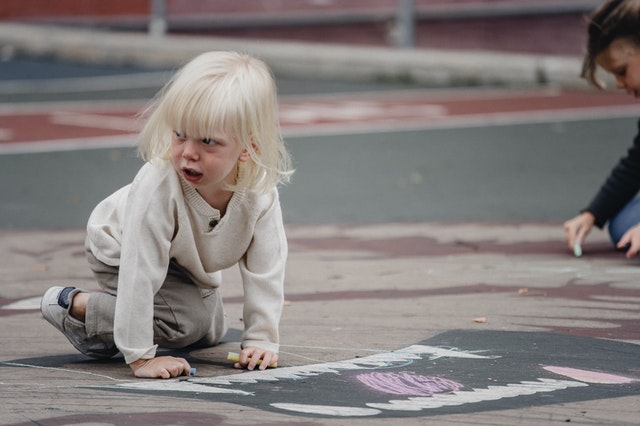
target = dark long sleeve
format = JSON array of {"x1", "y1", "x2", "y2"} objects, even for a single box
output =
[{"x1": 586, "y1": 119, "x2": 640, "y2": 228}]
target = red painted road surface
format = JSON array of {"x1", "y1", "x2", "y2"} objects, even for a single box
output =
[{"x1": 0, "y1": 89, "x2": 638, "y2": 152}]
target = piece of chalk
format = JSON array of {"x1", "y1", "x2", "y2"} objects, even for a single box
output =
[
  {"x1": 573, "y1": 241, "x2": 582, "y2": 257},
  {"x1": 227, "y1": 352, "x2": 277, "y2": 368},
  {"x1": 189, "y1": 367, "x2": 196, "y2": 376}
]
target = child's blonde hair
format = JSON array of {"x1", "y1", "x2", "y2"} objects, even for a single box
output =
[
  {"x1": 138, "y1": 51, "x2": 293, "y2": 193},
  {"x1": 582, "y1": 0, "x2": 640, "y2": 88}
]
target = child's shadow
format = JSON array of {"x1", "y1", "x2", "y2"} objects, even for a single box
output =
[{"x1": 3, "y1": 328, "x2": 243, "y2": 370}]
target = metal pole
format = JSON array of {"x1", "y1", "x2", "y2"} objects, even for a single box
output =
[
  {"x1": 396, "y1": 0, "x2": 415, "y2": 48},
  {"x1": 149, "y1": 0, "x2": 167, "y2": 39}
]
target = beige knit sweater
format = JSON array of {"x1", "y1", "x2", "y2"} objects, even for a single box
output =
[{"x1": 85, "y1": 161, "x2": 287, "y2": 364}]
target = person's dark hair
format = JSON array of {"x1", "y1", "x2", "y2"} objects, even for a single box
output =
[{"x1": 582, "y1": 0, "x2": 640, "y2": 88}]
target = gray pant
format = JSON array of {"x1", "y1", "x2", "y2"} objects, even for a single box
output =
[{"x1": 65, "y1": 250, "x2": 229, "y2": 359}]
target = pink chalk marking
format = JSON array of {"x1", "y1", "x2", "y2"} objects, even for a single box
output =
[
  {"x1": 543, "y1": 366, "x2": 637, "y2": 384},
  {"x1": 356, "y1": 372, "x2": 463, "y2": 396}
]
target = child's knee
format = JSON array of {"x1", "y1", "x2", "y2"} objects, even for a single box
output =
[{"x1": 154, "y1": 309, "x2": 212, "y2": 348}]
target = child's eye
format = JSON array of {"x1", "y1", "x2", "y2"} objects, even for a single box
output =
[
  {"x1": 202, "y1": 138, "x2": 217, "y2": 145},
  {"x1": 174, "y1": 131, "x2": 186, "y2": 139}
]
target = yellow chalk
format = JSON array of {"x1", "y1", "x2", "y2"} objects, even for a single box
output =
[{"x1": 227, "y1": 352, "x2": 277, "y2": 368}]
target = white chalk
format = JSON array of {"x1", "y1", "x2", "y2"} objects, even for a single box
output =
[
  {"x1": 227, "y1": 352, "x2": 277, "y2": 368},
  {"x1": 189, "y1": 367, "x2": 196, "y2": 376},
  {"x1": 573, "y1": 241, "x2": 582, "y2": 257}
]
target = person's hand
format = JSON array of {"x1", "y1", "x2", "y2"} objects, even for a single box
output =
[
  {"x1": 616, "y1": 223, "x2": 640, "y2": 258},
  {"x1": 563, "y1": 212, "x2": 595, "y2": 250},
  {"x1": 233, "y1": 347, "x2": 278, "y2": 371},
  {"x1": 129, "y1": 356, "x2": 191, "y2": 379}
]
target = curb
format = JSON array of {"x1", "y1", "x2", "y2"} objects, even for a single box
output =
[{"x1": 0, "y1": 23, "x2": 586, "y2": 88}]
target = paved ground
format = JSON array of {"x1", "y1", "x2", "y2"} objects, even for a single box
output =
[{"x1": 1, "y1": 223, "x2": 639, "y2": 425}]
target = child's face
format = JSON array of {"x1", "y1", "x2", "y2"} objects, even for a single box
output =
[
  {"x1": 596, "y1": 37, "x2": 640, "y2": 98},
  {"x1": 170, "y1": 130, "x2": 249, "y2": 195}
]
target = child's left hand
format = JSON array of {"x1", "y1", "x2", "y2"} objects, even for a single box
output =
[{"x1": 234, "y1": 347, "x2": 278, "y2": 370}]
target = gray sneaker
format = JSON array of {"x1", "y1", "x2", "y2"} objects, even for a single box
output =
[
  {"x1": 41, "y1": 286, "x2": 119, "y2": 359},
  {"x1": 41, "y1": 286, "x2": 87, "y2": 353}
]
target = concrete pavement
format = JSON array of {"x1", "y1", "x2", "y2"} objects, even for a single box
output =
[{"x1": 1, "y1": 223, "x2": 639, "y2": 425}]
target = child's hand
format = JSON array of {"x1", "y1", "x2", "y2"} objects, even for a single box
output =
[
  {"x1": 129, "y1": 356, "x2": 191, "y2": 379},
  {"x1": 234, "y1": 347, "x2": 278, "y2": 371}
]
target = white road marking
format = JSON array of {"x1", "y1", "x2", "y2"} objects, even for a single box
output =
[
  {"x1": 1, "y1": 296, "x2": 41, "y2": 310},
  {"x1": 0, "y1": 134, "x2": 136, "y2": 154},
  {"x1": 0, "y1": 128, "x2": 12, "y2": 141},
  {"x1": 1, "y1": 89, "x2": 637, "y2": 154},
  {"x1": 50, "y1": 111, "x2": 142, "y2": 132}
]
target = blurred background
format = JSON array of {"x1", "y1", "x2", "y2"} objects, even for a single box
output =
[
  {"x1": 0, "y1": 0, "x2": 594, "y2": 53},
  {"x1": 0, "y1": 0, "x2": 638, "y2": 230}
]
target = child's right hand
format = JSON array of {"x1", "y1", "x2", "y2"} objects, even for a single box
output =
[{"x1": 129, "y1": 356, "x2": 191, "y2": 379}]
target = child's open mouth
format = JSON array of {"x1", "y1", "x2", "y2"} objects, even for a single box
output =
[{"x1": 182, "y1": 168, "x2": 203, "y2": 183}]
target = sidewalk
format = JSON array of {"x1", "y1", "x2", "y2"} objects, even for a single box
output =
[
  {"x1": 1, "y1": 223, "x2": 639, "y2": 424},
  {"x1": 0, "y1": 82, "x2": 638, "y2": 426}
]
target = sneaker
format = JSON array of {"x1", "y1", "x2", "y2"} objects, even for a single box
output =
[
  {"x1": 41, "y1": 286, "x2": 86, "y2": 353},
  {"x1": 41, "y1": 286, "x2": 119, "y2": 359}
]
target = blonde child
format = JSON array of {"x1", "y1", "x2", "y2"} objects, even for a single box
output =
[
  {"x1": 564, "y1": 0, "x2": 640, "y2": 258},
  {"x1": 41, "y1": 51, "x2": 293, "y2": 378}
]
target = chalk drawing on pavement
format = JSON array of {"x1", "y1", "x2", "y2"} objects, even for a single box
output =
[
  {"x1": 84, "y1": 330, "x2": 639, "y2": 418},
  {"x1": 542, "y1": 366, "x2": 637, "y2": 385}
]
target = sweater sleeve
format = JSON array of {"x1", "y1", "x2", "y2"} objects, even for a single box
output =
[
  {"x1": 586, "y1": 119, "x2": 640, "y2": 228},
  {"x1": 113, "y1": 170, "x2": 176, "y2": 364},
  {"x1": 238, "y1": 190, "x2": 287, "y2": 354}
]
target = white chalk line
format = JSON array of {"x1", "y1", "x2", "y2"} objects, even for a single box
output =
[
  {"x1": 269, "y1": 377, "x2": 587, "y2": 416},
  {"x1": 1, "y1": 361, "x2": 126, "y2": 382}
]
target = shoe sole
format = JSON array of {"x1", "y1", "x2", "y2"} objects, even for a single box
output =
[
  {"x1": 41, "y1": 286, "x2": 66, "y2": 333},
  {"x1": 41, "y1": 286, "x2": 119, "y2": 359}
]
